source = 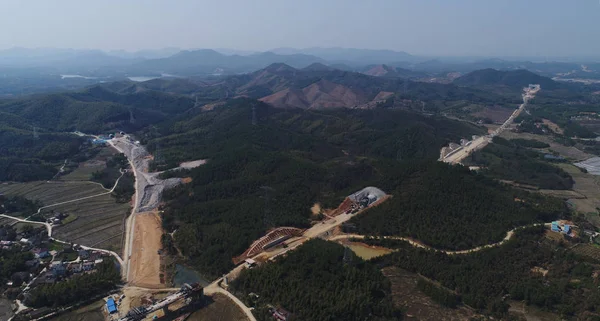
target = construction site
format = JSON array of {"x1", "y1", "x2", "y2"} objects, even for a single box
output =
[
  {"x1": 103, "y1": 283, "x2": 204, "y2": 321},
  {"x1": 440, "y1": 84, "x2": 541, "y2": 164},
  {"x1": 128, "y1": 211, "x2": 165, "y2": 288},
  {"x1": 231, "y1": 186, "x2": 389, "y2": 269}
]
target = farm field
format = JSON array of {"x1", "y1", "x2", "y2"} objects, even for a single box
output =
[
  {"x1": 0, "y1": 177, "x2": 129, "y2": 252},
  {"x1": 0, "y1": 217, "x2": 40, "y2": 232},
  {"x1": 0, "y1": 181, "x2": 108, "y2": 211},
  {"x1": 557, "y1": 163, "x2": 600, "y2": 217},
  {"x1": 187, "y1": 294, "x2": 249, "y2": 321},
  {"x1": 60, "y1": 146, "x2": 118, "y2": 181},
  {"x1": 570, "y1": 243, "x2": 600, "y2": 261},
  {"x1": 49, "y1": 299, "x2": 106, "y2": 321},
  {"x1": 51, "y1": 195, "x2": 129, "y2": 252}
]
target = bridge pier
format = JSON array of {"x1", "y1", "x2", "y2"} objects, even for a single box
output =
[{"x1": 162, "y1": 304, "x2": 171, "y2": 317}]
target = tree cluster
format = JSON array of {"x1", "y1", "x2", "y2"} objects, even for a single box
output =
[
  {"x1": 232, "y1": 239, "x2": 401, "y2": 321},
  {"x1": 351, "y1": 162, "x2": 566, "y2": 250},
  {"x1": 25, "y1": 260, "x2": 121, "y2": 308},
  {"x1": 370, "y1": 227, "x2": 600, "y2": 318}
]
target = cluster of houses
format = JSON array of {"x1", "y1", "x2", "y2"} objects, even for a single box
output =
[
  {"x1": 45, "y1": 212, "x2": 68, "y2": 225},
  {"x1": 30, "y1": 248, "x2": 107, "y2": 286},
  {"x1": 267, "y1": 305, "x2": 291, "y2": 321},
  {"x1": 0, "y1": 223, "x2": 110, "y2": 296}
]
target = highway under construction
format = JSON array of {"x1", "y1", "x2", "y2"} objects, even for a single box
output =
[{"x1": 440, "y1": 84, "x2": 541, "y2": 164}]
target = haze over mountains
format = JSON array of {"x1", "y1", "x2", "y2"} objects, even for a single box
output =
[
  {"x1": 0, "y1": 46, "x2": 598, "y2": 98},
  {"x1": 2, "y1": 46, "x2": 599, "y2": 75}
]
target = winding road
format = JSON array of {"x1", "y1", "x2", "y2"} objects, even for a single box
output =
[{"x1": 328, "y1": 223, "x2": 550, "y2": 255}]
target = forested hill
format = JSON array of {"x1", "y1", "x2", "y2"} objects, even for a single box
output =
[
  {"x1": 192, "y1": 63, "x2": 520, "y2": 110},
  {"x1": 232, "y1": 239, "x2": 402, "y2": 321},
  {"x1": 453, "y1": 68, "x2": 559, "y2": 90},
  {"x1": 153, "y1": 99, "x2": 567, "y2": 278},
  {"x1": 142, "y1": 98, "x2": 484, "y2": 170},
  {"x1": 0, "y1": 86, "x2": 194, "y2": 133}
]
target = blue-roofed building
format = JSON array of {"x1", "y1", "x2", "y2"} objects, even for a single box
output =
[
  {"x1": 92, "y1": 139, "x2": 107, "y2": 145},
  {"x1": 551, "y1": 221, "x2": 560, "y2": 232},
  {"x1": 107, "y1": 298, "x2": 117, "y2": 314},
  {"x1": 564, "y1": 225, "x2": 571, "y2": 234}
]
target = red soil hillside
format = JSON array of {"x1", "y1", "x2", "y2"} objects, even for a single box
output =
[
  {"x1": 260, "y1": 79, "x2": 366, "y2": 109},
  {"x1": 237, "y1": 63, "x2": 299, "y2": 94},
  {"x1": 364, "y1": 64, "x2": 397, "y2": 77}
]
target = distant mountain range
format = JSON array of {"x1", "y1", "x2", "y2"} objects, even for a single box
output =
[
  {"x1": 269, "y1": 47, "x2": 418, "y2": 65},
  {"x1": 453, "y1": 68, "x2": 559, "y2": 89},
  {"x1": 0, "y1": 47, "x2": 596, "y2": 90},
  {"x1": 98, "y1": 63, "x2": 526, "y2": 112}
]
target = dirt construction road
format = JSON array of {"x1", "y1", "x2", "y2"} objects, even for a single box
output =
[{"x1": 128, "y1": 212, "x2": 163, "y2": 288}]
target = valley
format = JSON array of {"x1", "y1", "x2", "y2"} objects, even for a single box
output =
[{"x1": 1, "y1": 49, "x2": 600, "y2": 321}]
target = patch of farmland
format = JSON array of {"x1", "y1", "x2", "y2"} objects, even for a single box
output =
[
  {"x1": 570, "y1": 243, "x2": 600, "y2": 261},
  {"x1": 51, "y1": 194, "x2": 129, "y2": 252},
  {"x1": 0, "y1": 181, "x2": 107, "y2": 206},
  {"x1": 60, "y1": 146, "x2": 118, "y2": 181},
  {"x1": 382, "y1": 266, "x2": 476, "y2": 320},
  {"x1": 60, "y1": 162, "x2": 105, "y2": 181},
  {"x1": 0, "y1": 217, "x2": 40, "y2": 232}
]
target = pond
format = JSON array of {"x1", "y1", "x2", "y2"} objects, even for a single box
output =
[
  {"x1": 172, "y1": 264, "x2": 211, "y2": 288},
  {"x1": 347, "y1": 243, "x2": 393, "y2": 260}
]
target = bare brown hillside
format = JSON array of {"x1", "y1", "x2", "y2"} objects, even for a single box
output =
[
  {"x1": 260, "y1": 79, "x2": 366, "y2": 109},
  {"x1": 238, "y1": 63, "x2": 299, "y2": 94},
  {"x1": 364, "y1": 64, "x2": 395, "y2": 77}
]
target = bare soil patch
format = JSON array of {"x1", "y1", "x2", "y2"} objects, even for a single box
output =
[
  {"x1": 129, "y1": 212, "x2": 164, "y2": 288},
  {"x1": 542, "y1": 119, "x2": 564, "y2": 135},
  {"x1": 383, "y1": 267, "x2": 476, "y2": 320},
  {"x1": 178, "y1": 159, "x2": 207, "y2": 169},
  {"x1": 346, "y1": 242, "x2": 393, "y2": 260},
  {"x1": 310, "y1": 203, "x2": 321, "y2": 216}
]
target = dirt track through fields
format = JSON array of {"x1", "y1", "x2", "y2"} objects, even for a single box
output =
[{"x1": 129, "y1": 212, "x2": 163, "y2": 288}]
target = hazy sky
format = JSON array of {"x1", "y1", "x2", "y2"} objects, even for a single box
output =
[{"x1": 1, "y1": 0, "x2": 599, "y2": 57}]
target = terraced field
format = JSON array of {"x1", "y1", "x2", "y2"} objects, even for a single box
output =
[
  {"x1": 570, "y1": 243, "x2": 600, "y2": 261},
  {"x1": 0, "y1": 180, "x2": 129, "y2": 252},
  {"x1": 49, "y1": 195, "x2": 130, "y2": 252},
  {"x1": 0, "y1": 181, "x2": 108, "y2": 209},
  {"x1": 60, "y1": 147, "x2": 117, "y2": 181}
]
